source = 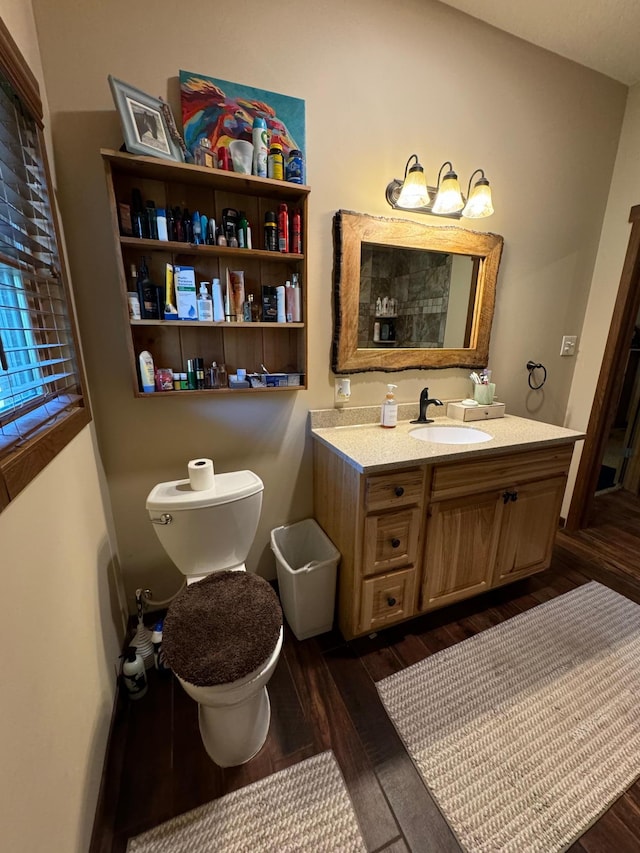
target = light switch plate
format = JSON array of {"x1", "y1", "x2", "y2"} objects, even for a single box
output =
[{"x1": 560, "y1": 335, "x2": 577, "y2": 356}]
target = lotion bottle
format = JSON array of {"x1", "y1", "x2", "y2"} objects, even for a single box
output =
[
  {"x1": 138, "y1": 350, "x2": 155, "y2": 393},
  {"x1": 197, "y1": 282, "x2": 213, "y2": 321},
  {"x1": 380, "y1": 383, "x2": 398, "y2": 428}
]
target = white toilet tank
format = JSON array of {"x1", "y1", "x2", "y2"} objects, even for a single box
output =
[{"x1": 146, "y1": 470, "x2": 264, "y2": 580}]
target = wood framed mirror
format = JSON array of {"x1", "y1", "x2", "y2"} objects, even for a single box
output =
[{"x1": 332, "y1": 210, "x2": 503, "y2": 373}]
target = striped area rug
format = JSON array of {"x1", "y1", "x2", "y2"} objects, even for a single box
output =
[
  {"x1": 127, "y1": 750, "x2": 365, "y2": 852},
  {"x1": 377, "y1": 581, "x2": 640, "y2": 853}
]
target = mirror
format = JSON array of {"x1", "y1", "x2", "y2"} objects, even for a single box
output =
[{"x1": 332, "y1": 210, "x2": 503, "y2": 373}]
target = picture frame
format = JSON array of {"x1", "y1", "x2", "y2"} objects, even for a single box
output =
[{"x1": 108, "y1": 75, "x2": 184, "y2": 162}]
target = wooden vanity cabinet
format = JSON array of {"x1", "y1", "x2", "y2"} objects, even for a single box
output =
[
  {"x1": 421, "y1": 445, "x2": 573, "y2": 611},
  {"x1": 313, "y1": 439, "x2": 574, "y2": 641}
]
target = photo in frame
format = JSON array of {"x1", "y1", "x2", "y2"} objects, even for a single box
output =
[{"x1": 108, "y1": 75, "x2": 184, "y2": 162}]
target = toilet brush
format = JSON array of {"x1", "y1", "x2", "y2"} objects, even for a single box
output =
[{"x1": 130, "y1": 588, "x2": 154, "y2": 670}]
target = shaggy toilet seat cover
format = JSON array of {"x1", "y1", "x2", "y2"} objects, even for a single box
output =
[{"x1": 163, "y1": 571, "x2": 282, "y2": 687}]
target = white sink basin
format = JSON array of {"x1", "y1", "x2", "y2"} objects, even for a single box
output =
[{"x1": 410, "y1": 425, "x2": 492, "y2": 445}]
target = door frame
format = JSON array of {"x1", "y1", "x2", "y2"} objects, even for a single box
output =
[{"x1": 566, "y1": 204, "x2": 640, "y2": 530}]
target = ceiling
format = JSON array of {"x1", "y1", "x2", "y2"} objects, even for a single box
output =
[{"x1": 437, "y1": 0, "x2": 640, "y2": 86}]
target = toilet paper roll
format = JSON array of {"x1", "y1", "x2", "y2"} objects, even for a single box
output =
[{"x1": 188, "y1": 458, "x2": 215, "y2": 491}]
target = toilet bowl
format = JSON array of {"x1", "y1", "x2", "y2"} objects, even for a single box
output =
[{"x1": 146, "y1": 468, "x2": 283, "y2": 766}]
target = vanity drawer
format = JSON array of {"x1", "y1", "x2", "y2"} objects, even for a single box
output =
[
  {"x1": 364, "y1": 467, "x2": 425, "y2": 512},
  {"x1": 362, "y1": 507, "x2": 421, "y2": 576},
  {"x1": 360, "y1": 568, "x2": 417, "y2": 633},
  {"x1": 431, "y1": 445, "x2": 574, "y2": 501}
]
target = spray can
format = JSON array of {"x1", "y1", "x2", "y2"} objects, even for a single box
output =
[
  {"x1": 264, "y1": 211, "x2": 278, "y2": 251},
  {"x1": 278, "y1": 203, "x2": 289, "y2": 253},
  {"x1": 285, "y1": 149, "x2": 304, "y2": 184},
  {"x1": 122, "y1": 647, "x2": 148, "y2": 699},
  {"x1": 267, "y1": 142, "x2": 285, "y2": 180},
  {"x1": 252, "y1": 117, "x2": 268, "y2": 177},
  {"x1": 291, "y1": 209, "x2": 302, "y2": 254}
]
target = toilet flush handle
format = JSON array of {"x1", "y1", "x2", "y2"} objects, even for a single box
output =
[{"x1": 151, "y1": 513, "x2": 173, "y2": 525}]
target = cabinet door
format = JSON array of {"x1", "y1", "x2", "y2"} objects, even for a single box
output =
[
  {"x1": 492, "y1": 475, "x2": 566, "y2": 585},
  {"x1": 362, "y1": 507, "x2": 421, "y2": 576},
  {"x1": 421, "y1": 491, "x2": 502, "y2": 610}
]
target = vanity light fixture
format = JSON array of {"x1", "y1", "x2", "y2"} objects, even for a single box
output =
[{"x1": 385, "y1": 154, "x2": 494, "y2": 219}]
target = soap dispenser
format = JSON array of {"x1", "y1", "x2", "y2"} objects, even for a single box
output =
[{"x1": 380, "y1": 383, "x2": 398, "y2": 428}]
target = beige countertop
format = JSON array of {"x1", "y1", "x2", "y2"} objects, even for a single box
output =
[{"x1": 310, "y1": 412, "x2": 585, "y2": 473}]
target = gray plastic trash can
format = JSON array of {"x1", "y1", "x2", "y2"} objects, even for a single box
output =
[{"x1": 270, "y1": 518, "x2": 340, "y2": 640}]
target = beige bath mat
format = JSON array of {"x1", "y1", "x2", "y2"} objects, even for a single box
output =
[
  {"x1": 377, "y1": 581, "x2": 640, "y2": 853},
  {"x1": 126, "y1": 750, "x2": 365, "y2": 852}
]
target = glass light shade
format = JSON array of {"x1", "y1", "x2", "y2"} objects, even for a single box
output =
[
  {"x1": 462, "y1": 180, "x2": 494, "y2": 218},
  {"x1": 396, "y1": 166, "x2": 430, "y2": 208},
  {"x1": 431, "y1": 172, "x2": 463, "y2": 214}
]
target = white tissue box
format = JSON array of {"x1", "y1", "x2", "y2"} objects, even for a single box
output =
[{"x1": 447, "y1": 401, "x2": 505, "y2": 421}]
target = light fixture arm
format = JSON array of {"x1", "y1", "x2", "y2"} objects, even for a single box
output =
[
  {"x1": 436, "y1": 160, "x2": 455, "y2": 188},
  {"x1": 466, "y1": 168, "x2": 486, "y2": 198},
  {"x1": 404, "y1": 153, "x2": 420, "y2": 180}
]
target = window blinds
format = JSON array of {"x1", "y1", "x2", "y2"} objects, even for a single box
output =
[{"x1": 0, "y1": 70, "x2": 83, "y2": 453}]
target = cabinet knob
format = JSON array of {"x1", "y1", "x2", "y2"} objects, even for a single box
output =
[
  {"x1": 511, "y1": 491, "x2": 518, "y2": 502},
  {"x1": 394, "y1": 486, "x2": 404, "y2": 497},
  {"x1": 502, "y1": 490, "x2": 518, "y2": 504},
  {"x1": 387, "y1": 596, "x2": 397, "y2": 607},
  {"x1": 391, "y1": 538, "x2": 401, "y2": 548}
]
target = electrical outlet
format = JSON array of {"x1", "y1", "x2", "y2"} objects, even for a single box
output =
[
  {"x1": 560, "y1": 335, "x2": 577, "y2": 357},
  {"x1": 334, "y1": 377, "x2": 351, "y2": 404}
]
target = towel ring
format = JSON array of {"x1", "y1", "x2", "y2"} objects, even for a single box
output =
[{"x1": 526, "y1": 360, "x2": 547, "y2": 390}]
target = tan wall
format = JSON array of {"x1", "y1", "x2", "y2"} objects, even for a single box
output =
[
  {"x1": 31, "y1": 0, "x2": 626, "y2": 604},
  {"x1": 563, "y1": 83, "x2": 640, "y2": 514},
  {"x1": 0, "y1": 3, "x2": 125, "y2": 851}
]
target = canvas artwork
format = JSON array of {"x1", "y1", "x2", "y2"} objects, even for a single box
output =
[{"x1": 179, "y1": 70, "x2": 305, "y2": 161}]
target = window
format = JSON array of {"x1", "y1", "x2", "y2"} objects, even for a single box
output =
[{"x1": 0, "y1": 18, "x2": 90, "y2": 511}]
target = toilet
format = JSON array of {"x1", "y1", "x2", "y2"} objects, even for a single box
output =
[{"x1": 146, "y1": 469, "x2": 283, "y2": 767}]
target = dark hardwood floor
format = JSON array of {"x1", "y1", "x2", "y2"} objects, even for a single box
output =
[{"x1": 91, "y1": 490, "x2": 640, "y2": 853}]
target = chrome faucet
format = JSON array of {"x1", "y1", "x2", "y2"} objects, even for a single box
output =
[{"x1": 410, "y1": 387, "x2": 444, "y2": 424}]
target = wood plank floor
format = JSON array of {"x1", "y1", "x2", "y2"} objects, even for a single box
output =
[{"x1": 91, "y1": 490, "x2": 640, "y2": 853}]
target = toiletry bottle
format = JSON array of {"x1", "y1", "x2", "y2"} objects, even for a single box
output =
[
  {"x1": 151, "y1": 621, "x2": 170, "y2": 676},
  {"x1": 285, "y1": 280, "x2": 294, "y2": 322},
  {"x1": 166, "y1": 207, "x2": 175, "y2": 241},
  {"x1": 278, "y1": 203, "x2": 289, "y2": 253},
  {"x1": 137, "y1": 258, "x2": 161, "y2": 319},
  {"x1": 267, "y1": 141, "x2": 284, "y2": 180},
  {"x1": 264, "y1": 211, "x2": 278, "y2": 251},
  {"x1": 197, "y1": 282, "x2": 213, "y2": 321},
  {"x1": 131, "y1": 188, "x2": 146, "y2": 238},
  {"x1": 156, "y1": 208, "x2": 168, "y2": 241},
  {"x1": 252, "y1": 116, "x2": 268, "y2": 177},
  {"x1": 380, "y1": 384, "x2": 398, "y2": 428},
  {"x1": 192, "y1": 210, "x2": 203, "y2": 244},
  {"x1": 238, "y1": 211, "x2": 248, "y2": 249},
  {"x1": 172, "y1": 207, "x2": 183, "y2": 242},
  {"x1": 187, "y1": 358, "x2": 197, "y2": 390},
  {"x1": 285, "y1": 149, "x2": 304, "y2": 184},
  {"x1": 122, "y1": 647, "x2": 148, "y2": 699},
  {"x1": 291, "y1": 208, "x2": 302, "y2": 254},
  {"x1": 138, "y1": 350, "x2": 155, "y2": 393},
  {"x1": 291, "y1": 273, "x2": 301, "y2": 322},
  {"x1": 145, "y1": 200, "x2": 158, "y2": 240},
  {"x1": 181, "y1": 208, "x2": 192, "y2": 243},
  {"x1": 194, "y1": 357, "x2": 205, "y2": 389}
]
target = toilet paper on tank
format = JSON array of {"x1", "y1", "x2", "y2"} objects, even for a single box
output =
[{"x1": 188, "y1": 458, "x2": 215, "y2": 491}]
